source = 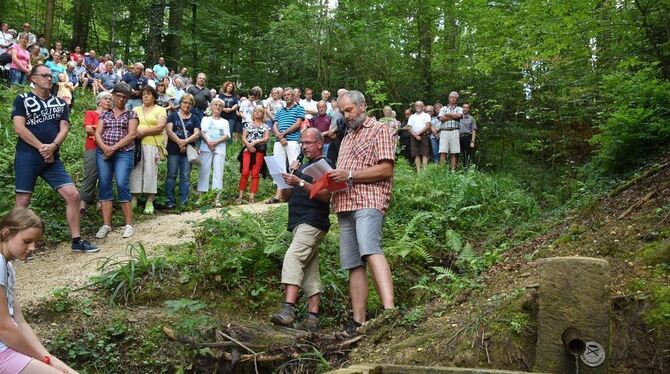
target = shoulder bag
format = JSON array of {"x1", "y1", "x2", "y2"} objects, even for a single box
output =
[{"x1": 179, "y1": 114, "x2": 201, "y2": 165}]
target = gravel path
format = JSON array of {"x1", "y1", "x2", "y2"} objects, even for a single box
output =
[{"x1": 15, "y1": 202, "x2": 279, "y2": 306}]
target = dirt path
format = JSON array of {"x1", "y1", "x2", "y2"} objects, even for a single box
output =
[{"x1": 15, "y1": 202, "x2": 280, "y2": 306}]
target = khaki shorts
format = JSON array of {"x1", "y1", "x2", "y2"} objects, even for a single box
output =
[
  {"x1": 439, "y1": 129, "x2": 460, "y2": 154},
  {"x1": 281, "y1": 224, "x2": 326, "y2": 297},
  {"x1": 130, "y1": 144, "x2": 159, "y2": 194}
]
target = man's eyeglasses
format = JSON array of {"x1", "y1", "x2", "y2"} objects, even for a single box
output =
[
  {"x1": 33, "y1": 74, "x2": 52, "y2": 79},
  {"x1": 302, "y1": 140, "x2": 321, "y2": 145},
  {"x1": 23, "y1": 25, "x2": 30, "y2": 28}
]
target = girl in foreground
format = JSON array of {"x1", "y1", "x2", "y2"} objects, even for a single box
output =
[{"x1": 0, "y1": 208, "x2": 77, "y2": 373}]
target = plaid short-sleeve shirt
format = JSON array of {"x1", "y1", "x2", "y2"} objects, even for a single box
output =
[
  {"x1": 332, "y1": 117, "x2": 395, "y2": 214},
  {"x1": 100, "y1": 110, "x2": 138, "y2": 152}
]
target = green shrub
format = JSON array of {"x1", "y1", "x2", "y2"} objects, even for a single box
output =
[{"x1": 591, "y1": 64, "x2": 670, "y2": 174}]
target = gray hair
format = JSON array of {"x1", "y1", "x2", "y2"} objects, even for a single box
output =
[
  {"x1": 449, "y1": 91, "x2": 459, "y2": 98},
  {"x1": 283, "y1": 86, "x2": 293, "y2": 93},
  {"x1": 339, "y1": 90, "x2": 366, "y2": 106},
  {"x1": 96, "y1": 91, "x2": 112, "y2": 105},
  {"x1": 302, "y1": 127, "x2": 324, "y2": 142},
  {"x1": 112, "y1": 82, "x2": 132, "y2": 96}
]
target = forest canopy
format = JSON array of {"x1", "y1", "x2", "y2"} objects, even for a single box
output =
[{"x1": 2, "y1": 0, "x2": 669, "y2": 174}]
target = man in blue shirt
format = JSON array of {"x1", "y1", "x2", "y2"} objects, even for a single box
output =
[
  {"x1": 122, "y1": 63, "x2": 148, "y2": 110},
  {"x1": 266, "y1": 87, "x2": 305, "y2": 204},
  {"x1": 152, "y1": 57, "x2": 169, "y2": 81},
  {"x1": 11, "y1": 65, "x2": 99, "y2": 253}
]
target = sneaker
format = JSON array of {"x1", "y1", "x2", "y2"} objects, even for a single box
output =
[
  {"x1": 95, "y1": 225, "x2": 112, "y2": 239},
  {"x1": 344, "y1": 319, "x2": 363, "y2": 337},
  {"x1": 144, "y1": 201, "x2": 154, "y2": 214},
  {"x1": 270, "y1": 304, "x2": 296, "y2": 327},
  {"x1": 357, "y1": 308, "x2": 401, "y2": 335},
  {"x1": 72, "y1": 240, "x2": 99, "y2": 253},
  {"x1": 79, "y1": 207, "x2": 87, "y2": 216},
  {"x1": 122, "y1": 225, "x2": 135, "y2": 238},
  {"x1": 298, "y1": 314, "x2": 319, "y2": 333}
]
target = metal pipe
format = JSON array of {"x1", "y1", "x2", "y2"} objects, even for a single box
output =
[{"x1": 562, "y1": 327, "x2": 586, "y2": 356}]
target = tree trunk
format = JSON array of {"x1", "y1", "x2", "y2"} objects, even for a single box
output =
[
  {"x1": 164, "y1": 0, "x2": 184, "y2": 70},
  {"x1": 44, "y1": 0, "x2": 56, "y2": 45},
  {"x1": 147, "y1": 0, "x2": 166, "y2": 64},
  {"x1": 416, "y1": 4, "x2": 433, "y2": 100},
  {"x1": 71, "y1": 0, "x2": 92, "y2": 50},
  {"x1": 191, "y1": 1, "x2": 198, "y2": 70}
]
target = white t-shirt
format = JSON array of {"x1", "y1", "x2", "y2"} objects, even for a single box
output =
[
  {"x1": 0, "y1": 256, "x2": 16, "y2": 351},
  {"x1": 408, "y1": 112, "x2": 431, "y2": 133},
  {"x1": 300, "y1": 99, "x2": 318, "y2": 120},
  {"x1": 0, "y1": 32, "x2": 13, "y2": 54},
  {"x1": 200, "y1": 116, "x2": 230, "y2": 154}
]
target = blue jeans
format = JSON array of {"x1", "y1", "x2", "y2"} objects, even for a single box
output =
[
  {"x1": 9, "y1": 68, "x2": 27, "y2": 85},
  {"x1": 430, "y1": 136, "x2": 439, "y2": 163},
  {"x1": 96, "y1": 149, "x2": 134, "y2": 202},
  {"x1": 166, "y1": 154, "x2": 191, "y2": 205}
]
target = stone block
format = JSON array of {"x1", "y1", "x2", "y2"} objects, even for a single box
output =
[{"x1": 534, "y1": 257, "x2": 610, "y2": 374}]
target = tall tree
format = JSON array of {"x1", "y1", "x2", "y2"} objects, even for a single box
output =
[
  {"x1": 165, "y1": 0, "x2": 184, "y2": 69},
  {"x1": 147, "y1": 0, "x2": 165, "y2": 64},
  {"x1": 71, "y1": 0, "x2": 92, "y2": 50},
  {"x1": 44, "y1": 0, "x2": 55, "y2": 45}
]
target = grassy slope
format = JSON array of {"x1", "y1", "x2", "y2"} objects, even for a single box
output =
[{"x1": 348, "y1": 158, "x2": 670, "y2": 373}]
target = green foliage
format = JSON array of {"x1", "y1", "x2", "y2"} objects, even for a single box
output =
[
  {"x1": 386, "y1": 162, "x2": 537, "y2": 302},
  {"x1": 591, "y1": 65, "x2": 670, "y2": 174},
  {"x1": 163, "y1": 299, "x2": 213, "y2": 337},
  {"x1": 644, "y1": 285, "x2": 670, "y2": 327},
  {"x1": 91, "y1": 243, "x2": 173, "y2": 305}
]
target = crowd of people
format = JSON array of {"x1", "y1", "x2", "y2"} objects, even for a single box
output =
[{"x1": 4, "y1": 26, "x2": 481, "y2": 362}]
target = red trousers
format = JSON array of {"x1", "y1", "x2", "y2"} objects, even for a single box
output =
[{"x1": 239, "y1": 150, "x2": 265, "y2": 193}]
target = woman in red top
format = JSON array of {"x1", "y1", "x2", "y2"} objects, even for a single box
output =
[{"x1": 79, "y1": 92, "x2": 113, "y2": 215}]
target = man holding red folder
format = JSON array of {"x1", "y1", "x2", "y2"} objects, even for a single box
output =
[
  {"x1": 270, "y1": 128, "x2": 334, "y2": 333},
  {"x1": 326, "y1": 90, "x2": 398, "y2": 336}
]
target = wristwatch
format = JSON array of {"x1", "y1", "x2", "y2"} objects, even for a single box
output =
[
  {"x1": 299, "y1": 179, "x2": 305, "y2": 188},
  {"x1": 347, "y1": 170, "x2": 354, "y2": 187}
]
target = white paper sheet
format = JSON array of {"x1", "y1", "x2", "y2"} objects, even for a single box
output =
[{"x1": 264, "y1": 155, "x2": 292, "y2": 189}]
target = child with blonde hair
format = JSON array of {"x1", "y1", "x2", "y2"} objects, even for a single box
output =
[
  {"x1": 56, "y1": 73, "x2": 74, "y2": 106},
  {"x1": 0, "y1": 208, "x2": 78, "y2": 373}
]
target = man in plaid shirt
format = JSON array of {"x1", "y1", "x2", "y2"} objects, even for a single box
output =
[{"x1": 327, "y1": 90, "x2": 397, "y2": 335}]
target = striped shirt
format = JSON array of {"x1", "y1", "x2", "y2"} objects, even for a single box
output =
[
  {"x1": 100, "y1": 110, "x2": 138, "y2": 152},
  {"x1": 275, "y1": 104, "x2": 305, "y2": 142},
  {"x1": 332, "y1": 117, "x2": 395, "y2": 214}
]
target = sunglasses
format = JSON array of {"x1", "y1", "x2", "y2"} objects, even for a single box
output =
[{"x1": 33, "y1": 74, "x2": 52, "y2": 79}]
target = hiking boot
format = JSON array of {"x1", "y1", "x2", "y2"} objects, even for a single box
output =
[
  {"x1": 270, "y1": 304, "x2": 296, "y2": 327},
  {"x1": 357, "y1": 308, "x2": 401, "y2": 335},
  {"x1": 344, "y1": 319, "x2": 363, "y2": 337},
  {"x1": 95, "y1": 225, "x2": 112, "y2": 239},
  {"x1": 144, "y1": 201, "x2": 154, "y2": 214},
  {"x1": 72, "y1": 240, "x2": 99, "y2": 254},
  {"x1": 298, "y1": 314, "x2": 319, "y2": 333},
  {"x1": 122, "y1": 225, "x2": 135, "y2": 238}
]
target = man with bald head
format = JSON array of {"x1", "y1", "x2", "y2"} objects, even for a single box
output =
[{"x1": 407, "y1": 101, "x2": 432, "y2": 172}]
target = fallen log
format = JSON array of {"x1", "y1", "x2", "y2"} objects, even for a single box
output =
[{"x1": 163, "y1": 327, "x2": 267, "y2": 350}]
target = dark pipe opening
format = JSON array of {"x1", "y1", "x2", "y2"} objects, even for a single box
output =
[{"x1": 562, "y1": 327, "x2": 586, "y2": 356}]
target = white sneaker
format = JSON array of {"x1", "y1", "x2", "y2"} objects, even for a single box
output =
[
  {"x1": 122, "y1": 225, "x2": 135, "y2": 238},
  {"x1": 95, "y1": 225, "x2": 112, "y2": 239}
]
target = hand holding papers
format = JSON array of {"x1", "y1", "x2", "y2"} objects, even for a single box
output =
[
  {"x1": 264, "y1": 155, "x2": 292, "y2": 190},
  {"x1": 302, "y1": 159, "x2": 348, "y2": 199}
]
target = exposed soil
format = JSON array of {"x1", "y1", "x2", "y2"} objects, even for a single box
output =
[{"x1": 15, "y1": 202, "x2": 278, "y2": 307}]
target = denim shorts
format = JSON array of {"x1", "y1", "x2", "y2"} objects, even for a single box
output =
[
  {"x1": 15, "y1": 151, "x2": 74, "y2": 193},
  {"x1": 337, "y1": 208, "x2": 385, "y2": 270}
]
